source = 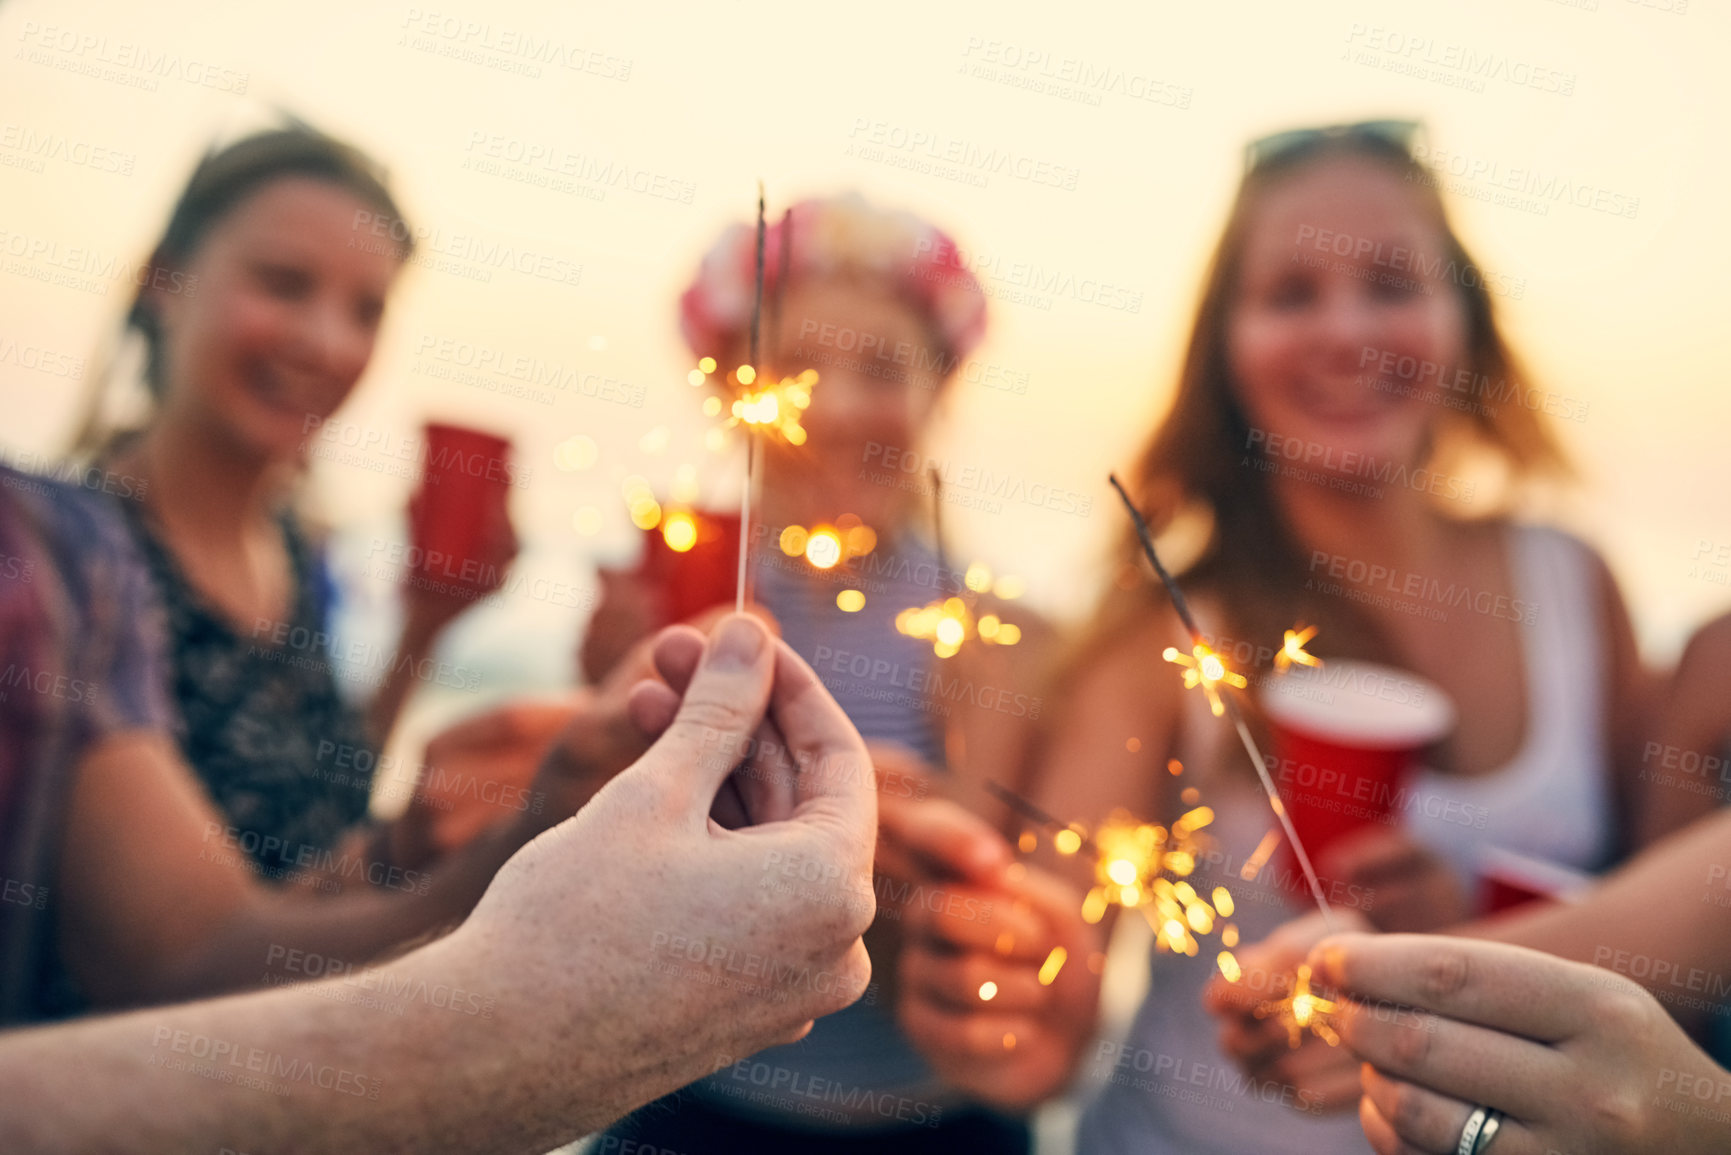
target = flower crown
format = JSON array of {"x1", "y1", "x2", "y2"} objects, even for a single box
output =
[{"x1": 678, "y1": 192, "x2": 987, "y2": 367}]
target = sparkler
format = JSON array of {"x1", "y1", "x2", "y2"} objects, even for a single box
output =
[
  {"x1": 1254, "y1": 964, "x2": 1340, "y2": 1049},
  {"x1": 980, "y1": 781, "x2": 1236, "y2": 958},
  {"x1": 1275, "y1": 625, "x2": 1322, "y2": 673},
  {"x1": 1106, "y1": 473, "x2": 1342, "y2": 1048},
  {"x1": 897, "y1": 468, "x2": 1024, "y2": 658},
  {"x1": 684, "y1": 186, "x2": 821, "y2": 613}
]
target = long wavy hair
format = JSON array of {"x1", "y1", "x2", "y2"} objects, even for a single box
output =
[{"x1": 1088, "y1": 130, "x2": 1571, "y2": 671}]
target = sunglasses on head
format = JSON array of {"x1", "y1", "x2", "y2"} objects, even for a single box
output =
[{"x1": 1243, "y1": 119, "x2": 1424, "y2": 173}]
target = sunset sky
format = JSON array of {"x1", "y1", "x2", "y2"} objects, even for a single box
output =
[{"x1": 5, "y1": 0, "x2": 1726, "y2": 682}]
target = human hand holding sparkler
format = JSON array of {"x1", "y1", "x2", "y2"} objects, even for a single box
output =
[
  {"x1": 1312, "y1": 932, "x2": 1731, "y2": 1155},
  {"x1": 891, "y1": 819, "x2": 1102, "y2": 1110},
  {"x1": 1204, "y1": 908, "x2": 1373, "y2": 1115},
  {"x1": 453, "y1": 614, "x2": 879, "y2": 1093}
]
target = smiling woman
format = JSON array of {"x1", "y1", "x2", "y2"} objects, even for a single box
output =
[{"x1": 28, "y1": 127, "x2": 522, "y2": 1019}]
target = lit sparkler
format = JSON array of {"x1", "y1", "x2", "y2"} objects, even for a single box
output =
[
  {"x1": 982, "y1": 781, "x2": 1235, "y2": 958},
  {"x1": 897, "y1": 469, "x2": 1023, "y2": 658},
  {"x1": 1254, "y1": 964, "x2": 1340, "y2": 1049},
  {"x1": 1275, "y1": 625, "x2": 1322, "y2": 673},
  {"x1": 1162, "y1": 643, "x2": 1248, "y2": 717},
  {"x1": 1107, "y1": 473, "x2": 1343, "y2": 1048},
  {"x1": 684, "y1": 186, "x2": 821, "y2": 612}
]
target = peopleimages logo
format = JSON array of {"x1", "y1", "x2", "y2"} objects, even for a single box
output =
[{"x1": 859, "y1": 443, "x2": 1093, "y2": 517}]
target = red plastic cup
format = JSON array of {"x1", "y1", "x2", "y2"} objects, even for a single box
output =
[
  {"x1": 636, "y1": 509, "x2": 742, "y2": 624},
  {"x1": 1259, "y1": 661, "x2": 1455, "y2": 897},
  {"x1": 409, "y1": 423, "x2": 513, "y2": 591},
  {"x1": 1478, "y1": 846, "x2": 1592, "y2": 916}
]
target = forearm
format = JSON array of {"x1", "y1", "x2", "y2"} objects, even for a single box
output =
[
  {"x1": 365, "y1": 613, "x2": 447, "y2": 748},
  {"x1": 0, "y1": 934, "x2": 613, "y2": 1155},
  {"x1": 147, "y1": 815, "x2": 535, "y2": 1003},
  {"x1": 1465, "y1": 808, "x2": 1731, "y2": 1011}
]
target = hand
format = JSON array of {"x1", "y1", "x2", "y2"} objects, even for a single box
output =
[
  {"x1": 393, "y1": 698, "x2": 582, "y2": 866},
  {"x1": 1203, "y1": 908, "x2": 1374, "y2": 1115},
  {"x1": 527, "y1": 625, "x2": 710, "y2": 832},
  {"x1": 885, "y1": 798, "x2": 1100, "y2": 1109},
  {"x1": 448, "y1": 615, "x2": 879, "y2": 1091},
  {"x1": 1313, "y1": 933, "x2": 1731, "y2": 1155},
  {"x1": 1318, "y1": 827, "x2": 1471, "y2": 933},
  {"x1": 402, "y1": 488, "x2": 518, "y2": 634},
  {"x1": 578, "y1": 566, "x2": 662, "y2": 684}
]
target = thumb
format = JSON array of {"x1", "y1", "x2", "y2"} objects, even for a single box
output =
[{"x1": 634, "y1": 614, "x2": 775, "y2": 820}]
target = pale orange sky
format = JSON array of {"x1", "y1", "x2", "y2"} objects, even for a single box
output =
[{"x1": 4, "y1": 0, "x2": 1727, "y2": 667}]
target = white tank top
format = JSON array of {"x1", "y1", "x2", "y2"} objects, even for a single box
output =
[{"x1": 1076, "y1": 524, "x2": 1614, "y2": 1155}]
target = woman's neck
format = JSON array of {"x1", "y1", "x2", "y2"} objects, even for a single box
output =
[
  {"x1": 1270, "y1": 472, "x2": 1444, "y2": 574},
  {"x1": 125, "y1": 416, "x2": 285, "y2": 542}
]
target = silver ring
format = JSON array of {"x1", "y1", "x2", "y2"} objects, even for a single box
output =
[
  {"x1": 1473, "y1": 1111, "x2": 1504, "y2": 1154},
  {"x1": 1455, "y1": 1106, "x2": 1489, "y2": 1155}
]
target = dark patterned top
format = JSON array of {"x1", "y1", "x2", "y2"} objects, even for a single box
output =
[
  {"x1": 0, "y1": 467, "x2": 172, "y2": 1024},
  {"x1": 112, "y1": 498, "x2": 376, "y2": 877}
]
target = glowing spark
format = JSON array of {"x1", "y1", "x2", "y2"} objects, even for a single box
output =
[
  {"x1": 1255, "y1": 964, "x2": 1341, "y2": 1049},
  {"x1": 1077, "y1": 809, "x2": 1233, "y2": 955},
  {"x1": 661, "y1": 511, "x2": 698, "y2": 553},
  {"x1": 1162, "y1": 644, "x2": 1248, "y2": 716},
  {"x1": 1240, "y1": 829, "x2": 1282, "y2": 882},
  {"x1": 1275, "y1": 625, "x2": 1323, "y2": 673},
  {"x1": 1038, "y1": 947, "x2": 1067, "y2": 986},
  {"x1": 1053, "y1": 829, "x2": 1083, "y2": 856},
  {"x1": 1217, "y1": 950, "x2": 1242, "y2": 984},
  {"x1": 978, "y1": 981, "x2": 998, "y2": 1002},
  {"x1": 805, "y1": 529, "x2": 843, "y2": 569},
  {"x1": 723, "y1": 368, "x2": 815, "y2": 446},
  {"x1": 896, "y1": 592, "x2": 1021, "y2": 658}
]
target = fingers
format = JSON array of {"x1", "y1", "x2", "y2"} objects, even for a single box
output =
[
  {"x1": 762, "y1": 638, "x2": 876, "y2": 850},
  {"x1": 1358, "y1": 1091, "x2": 1427, "y2": 1155},
  {"x1": 1330, "y1": 993, "x2": 1565, "y2": 1121},
  {"x1": 650, "y1": 625, "x2": 708, "y2": 695},
  {"x1": 1360, "y1": 1066, "x2": 1485, "y2": 1155},
  {"x1": 877, "y1": 795, "x2": 1012, "y2": 885},
  {"x1": 626, "y1": 680, "x2": 681, "y2": 738},
  {"x1": 638, "y1": 615, "x2": 777, "y2": 819},
  {"x1": 1270, "y1": 1046, "x2": 1369, "y2": 1114},
  {"x1": 901, "y1": 942, "x2": 1048, "y2": 1014},
  {"x1": 726, "y1": 717, "x2": 800, "y2": 825},
  {"x1": 1310, "y1": 934, "x2": 1593, "y2": 1043},
  {"x1": 900, "y1": 995, "x2": 1034, "y2": 1061},
  {"x1": 904, "y1": 882, "x2": 1047, "y2": 957}
]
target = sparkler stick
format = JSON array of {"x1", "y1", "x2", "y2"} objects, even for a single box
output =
[
  {"x1": 735, "y1": 185, "x2": 768, "y2": 614},
  {"x1": 750, "y1": 181, "x2": 766, "y2": 369},
  {"x1": 736, "y1": 435, "x2": 756, "y2": 614},
  {"x1": 1106, "y1": 474, "x2": 1336, "y2": 933},
  {"x1": 981, "y1": 779, "x2": 1098, "y2": 857}
]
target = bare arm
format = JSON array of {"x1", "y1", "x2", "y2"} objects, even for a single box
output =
[
  {"x1": 1472, "y1": 804, "x2": 1731, "y2": 1019},
  {"x1": 2, "y1": 616, "x2": 879, "y2": 1155},
  {"x1": 1588, "y1": 549, "x2": 1667, "y2": 853},
  {"x1": 1633, "y1": 612, "x2": 1731, "y2": 846},
  {"x1": 56, "y1": 672, "x2": 652, "y2": 1008}
]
